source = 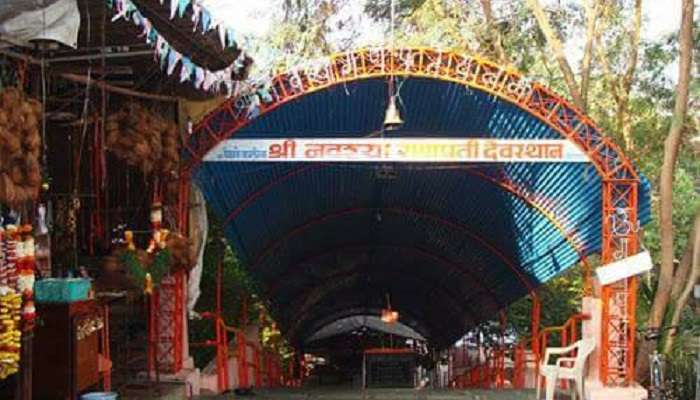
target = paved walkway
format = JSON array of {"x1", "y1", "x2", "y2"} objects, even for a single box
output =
[{"x1": 196, "y1": 388, "x2": 544, "y2": 399}]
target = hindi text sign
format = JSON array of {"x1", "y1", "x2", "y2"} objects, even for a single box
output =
[{"x1": 204, "y1": 138, "x2": 588, "y2": 163}]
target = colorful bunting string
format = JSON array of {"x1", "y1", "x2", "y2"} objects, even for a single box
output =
[{"x1": 107, "y1": 0, "x2": 246, "y2": 94}]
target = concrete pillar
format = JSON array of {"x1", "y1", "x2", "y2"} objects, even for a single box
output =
[
  {"x1": 582, "y1": 296, "x2": 603, "y2": 384},
  {"x1": 582, "y1": 296, "x2": 647, "y2": 400}
]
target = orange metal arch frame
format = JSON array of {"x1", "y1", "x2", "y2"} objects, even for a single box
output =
[
  {"x1": 249, "y1": 206, "x2": 536, "y2": 295},
  {"x1": 221, "y1": 162, "x2": 594, "y2": 294},
  {"x1": 269, "y1": 243, "x2": 501, "y2": 326},
  {"x1": 266, "y1": 243, "x2": 501, "y2": 309},
  {"x1": 185, "y1": 47, "x2": 640, "y2": 386},
  {"x1": 285, "y1": 268, "x2": 478, "y2": 343}
]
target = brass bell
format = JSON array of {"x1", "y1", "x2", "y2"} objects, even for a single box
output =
[{"x1": 383, "y1": 95, "x2": 403, "y2": 130}]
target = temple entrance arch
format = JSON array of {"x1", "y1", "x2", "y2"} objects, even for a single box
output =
[{"x1": 185, "y1": 48, "x2": 651, "y2": 387}]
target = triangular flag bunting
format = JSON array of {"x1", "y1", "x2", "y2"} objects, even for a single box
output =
[
  {"x1": 178, "y1": 0, "x2": 188, "y2": 18},
  {"x1": 201, "y1": 9, "x2": 211, "y2": 32},
  {"x1": 105, "y1": 0, "x2": 244, "y2": 94},
  {"x1": 167, "y1": 50, "x2": 182, "y2": 75},
  {"x1": 170, "y1": 0, "x2": 178, "y2": 19}
]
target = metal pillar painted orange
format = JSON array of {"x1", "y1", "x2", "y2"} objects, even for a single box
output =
[
  {"x1": 147, "y1": 171, "x2": 190, "y2": 377},
  {"x1": 600, "y1": 180, "x2": 638, "y2": 386},
  {"x1": 150, "y1": 272, "x2": 185, "y2": 374},
  {"x1": 254, "y1": 346, "x2": 262, "y2": 387},
  {"x1": 215, "y1": 259, "x2": 229, "y2": 392},
  {"x1": 237, "y1": 331, "x2": 249, "y2": 388}
]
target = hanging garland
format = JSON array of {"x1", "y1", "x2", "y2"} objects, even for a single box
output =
[
  {"x1": 117, "y1": 224, "x2": 194, "y2": 290},
  {"x1": 0, "y1": 223, "x2": 36, "y2": 381},
  {"x1": 120, "y1": 248, "x2": 171, "y2": 289},
  {"x1": 106, "y1": 0, "x2": 247, "y2": 94}
]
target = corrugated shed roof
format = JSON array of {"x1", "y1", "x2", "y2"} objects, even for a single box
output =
[{"x1": 194, "y1": 77, "x2": 652, "y2": 347}]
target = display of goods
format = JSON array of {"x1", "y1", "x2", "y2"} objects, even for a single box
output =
[
  {"x1": 0, "y1": 87, "x2": 43, "y2": 207},
  {"x1": 0, "y1": 288, "x2": 22, "y2": 380},
  {"x1": 0, "y1": 223, "x2": 35, "y2": 330},
  {"x1": 15, "y1": 225, "x2": 35, "y2": 324},
  {"x1": 105, "y1": 104, "x2": 181, "y2": 178},
  {"x1": 0, "y1": 229, "x2": 5, "y2": 286},
  {"x1": 0, "y1": 225, "x2": 19, "y2": 288},
  {"x1": 35, "y1": 278, "x2": 90, "y2": 303}
]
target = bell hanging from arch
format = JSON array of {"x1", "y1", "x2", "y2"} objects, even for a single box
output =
[{"x1": 383, "y1": 95, "x2": 403, "y2": 130}]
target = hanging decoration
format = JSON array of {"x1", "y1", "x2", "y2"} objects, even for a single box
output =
[
  {"x1": 120, "y1": 246, "x2": 172, "y2": 289},
  {"x1": 380, "y1": 293, "x2": 398, "y2": 324},
  {"x1": 0, "y1": 288, "x2": 21, "y2": 380},
  {"x1": 15, "y1": 225, "x2": 36, "y2": 325},
  {"x1": 0, "y1": 223, "x2": 36, "y2": 380},
  {"x1": 105, "y1": 103, "x2": 180, "y2": 178},
  {"x1": 0, "y1": 87, "x2": 43, "y2": 207},
  {"x1": 106, "y1": 0, "x2": 246, "y2": 94},
  {"x1": 118, "y1": 231, "x2": 194, "y2": 289},
  {"x1": 116, "y1": 204, "x2": 194, "y2": 291},
  {"x1": 160, "y1": 0, "x2": 237, "y2": 46}
]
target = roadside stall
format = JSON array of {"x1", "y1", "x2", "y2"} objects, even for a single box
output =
[{"x1": 0, "y1": 0, "x2": 252, "y2": 398}]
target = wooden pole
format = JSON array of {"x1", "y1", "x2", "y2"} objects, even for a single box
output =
[{"x1": 56, "y1": 73, "x2": 178, "y2": 103}]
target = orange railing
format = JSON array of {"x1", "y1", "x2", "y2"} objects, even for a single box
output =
[
  {"x1": 452, "y1": 313, "x2": 590, "y2": 390},
  {"x1": 191, "y1": 313, "x2": 287, "y2": 393},
  {"x1": 537, "y1": 313, "x2": 589, "y2": 360},
  {"x1": 451, "y1": 343, "x2": 506, "y2": 389},
  {"x1": 190, "y1": 258, "x2": 288, "y2": 393},
  {"x1": 513, "y1": 313, "x2": 590, "y2": 390}
]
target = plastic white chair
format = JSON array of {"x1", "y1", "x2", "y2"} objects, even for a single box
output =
[{"x1": 536, "y1": 338, "x2": 596, "y2": 400}]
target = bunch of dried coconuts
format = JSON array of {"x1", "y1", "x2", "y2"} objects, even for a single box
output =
[
  {"x1": 105, "y1": 104, "x2": 180, "y2": 177},
  {"x1": 165, "y1": 233, "x2": 195, "y2": 273},
  {"x1": 0, "y1": 88, "x2": 43, "y2": 207}
]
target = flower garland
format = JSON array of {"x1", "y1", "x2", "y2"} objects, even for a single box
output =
[
  {"x1": 120, "y1": 248, "x2": 172, "y2": 289},
  {"x1": 0, "y1": 223, "x2": 35, "y2": 380},
  {"x1": 106, "y1": 0, "x2": 246, "y2": 94}
]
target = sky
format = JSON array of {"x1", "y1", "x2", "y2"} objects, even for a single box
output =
[{"x1": 201, "y1": 0, "x2": 683, "y2": 78}]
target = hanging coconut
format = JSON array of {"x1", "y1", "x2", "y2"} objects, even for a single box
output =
[
  {"x1": 0, "y1": 87, "x2": 43, "y2": 207},
  {"x1": 105, "y1": 103, "x2": 181, "y2": 179},
  {"x1": 165, "y1": 233, "x2": 194, "y2": 272}
]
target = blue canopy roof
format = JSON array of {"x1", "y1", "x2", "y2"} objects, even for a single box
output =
[{"x1": 193, "y1": 76, "x2": 651, "y2": 347}]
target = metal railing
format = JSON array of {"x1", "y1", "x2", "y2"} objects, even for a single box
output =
[
  {"x1": 451, "y1": 313, "x2": 590, "y2": 390},
  {"x1": 190, "y1": 312, "x2": 286, "y2": 393}
]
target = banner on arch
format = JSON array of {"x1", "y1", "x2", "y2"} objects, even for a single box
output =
[{"x1": 203, "y1": 137, "x2": 589, "y2": 163}]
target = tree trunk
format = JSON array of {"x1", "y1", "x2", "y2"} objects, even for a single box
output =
[
  {"x1": 526, "y1": 0, "x2": 585, "y2": 110},
  {"x1": 615, "y1": 94, "x2": 632, "y2": 149},
  {"x1": 621, "y1": 0, "x2": 643, "y2": 96},
  {"x1": 579, "y1": 0, "x2": 599, "y2": 111},
  {"x1": 479, "y1": 0, "x2": 509, "y2": 65},
  {"x1": 670, "y1": 235, "x2": 695, "y2": 298},
  {"x1": 620, "y1": 95, "x2": 635, "y2": 151},
  {"x1": 663, "y1": 210, "x2": 700, "y2": 354},
  {"x1": 637, "y1": 0, "x2": 695, "y2": 378},
  {"x1": 619, "y1": 0, "x2": 642, "y2": 151}
]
